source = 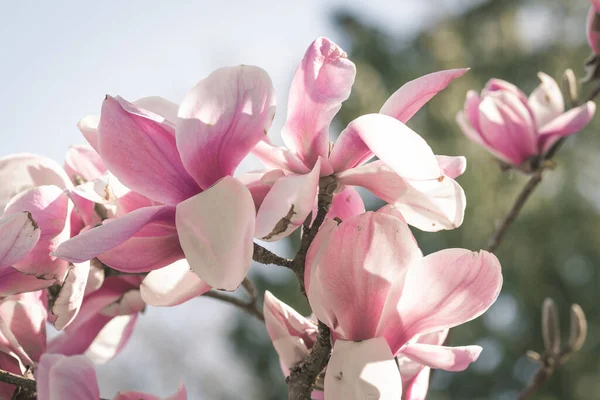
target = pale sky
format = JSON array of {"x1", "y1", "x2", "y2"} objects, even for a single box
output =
[{"x1": 1, "y1": 1, "x2": 478, "y2": 398}]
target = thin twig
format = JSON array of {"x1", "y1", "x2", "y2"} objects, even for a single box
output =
[
  {"x1": 253, "y1": 243, "x2": 294, "y2": 269},
  {"x1": 518, "y1": 362, "x2": 554, "y2": 400},
  {"x1": 486, "y1": 171, "x2": 543, "y2": 253},
  {"x1": 203, "y1": 278, "x2": 264, "y2": 322},
  {"x1": 287, "y1": 322, "x2": 332, "y2": 400}
]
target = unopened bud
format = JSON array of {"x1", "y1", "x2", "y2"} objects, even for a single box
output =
[
  {"x1": 542, "y1": 298, "x2": 561, "y2": 356},
  {"x1": 526, "y1": 350, "x2": 542, "y2": 364},
  {"x1": 567, "y1": 304, "x2": 587, "y2": 353},
  {"x1": 561, "y1": 69, "x2": 578, "y2": 105}
]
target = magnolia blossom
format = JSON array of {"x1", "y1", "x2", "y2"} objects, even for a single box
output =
[
  {"x1": 54, "y1": 76, "x2": 276, "y2": 291},
  {"x1": 0, "y1": 149, "x2": 114, "y2": 330},
  {"x1": 588, "y1": 1, "x2": 600, "y2": 54},
  {"x1": 36, "y1": 354, "x2": 187, "y2": 400},
  {"x1": 456, "y1": 73, "x2": 596, "y2": 166},
  {"x1": 0, "y1": 291, "x2": 46, "y2": 399},
  {"x1": 304, "y1": 209, "x2": 502, "y2": 399},
  {"x1": 250, "y1": 37, "x2": 468, "y2": 238}
]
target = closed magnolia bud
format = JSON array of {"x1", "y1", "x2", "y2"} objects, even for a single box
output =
[
  {"x1": 542, "y1": 298, "x2": 561, "y2": 356},
  {"x1": 587, "y1": 3, "x2": 600, "y2": 55},
  {"x1": 568, "y1": 304, "x2": 587, "y2": 353}
]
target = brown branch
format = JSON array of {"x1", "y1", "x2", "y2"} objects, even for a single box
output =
[
  {"x1": 203, "y1": 278, "x2": 264, "y2": 322},
  {"x1": 0, "y1": 369, "x2": 36, "y2": 395},
  {"x1": 287, "y1": 322, "x2": 332, "y2": 400},
  {"x1": 253, "y1": 243, "x2": 294, "y2": 269},
  {"x1": 291, "y1": 176, "x2": 338, "y2": 294},
  {"x1": 518, "y1": 361, "x2": 554, "y2": 400},
  {"x1": 286, "y1": 177, "x2": 338, "y2": 399},
  {"x1": 486, "y1": 171, "x2": 543, "y2": 253}
]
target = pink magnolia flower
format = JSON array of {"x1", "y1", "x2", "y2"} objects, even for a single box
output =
[
  {"x1": 36, "y1": 353, "x2": 187, "y2": 400},
  {"x1": 0, "y1": 291, "x2": 46, "y2": 399},
  {"x1": 250, "y1": 37, "x2": 468, "y2": 239},
  {"x1": 54, "y1": 71, "x2": 275, "y2": 291},
  {"x1": 0, "y1": 149, "x2": 112, "y2": 330},
  {"x1": 588, "y1": 1, "x2": 600, "y2": 54},
  {"x1": 304, "y1": 209, "x2": 502, "y2": 399},
  {"x1": 456, "y1": 74, "x2": 596, "y2": 166}
]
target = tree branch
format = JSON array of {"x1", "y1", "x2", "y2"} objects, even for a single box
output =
[
  {"x1": 203, "y1": 278, "x2": 264, "y2": 322},
  {"x1": 518, "y1": 359, "x2": 554, "y2": 400},
  {"x1": 287, "y1": 322, "x2": 332, "y2": 400},
  {"x1": 253, "y1": 243, "x2": 294, "y2": 269},
  {"x1": 0, "y1": 369, "x2": 36, "y2": 394},
  {"x1": 286, "y1": 176, "x2": 338, "y2": 399},
  {"x1": 486, "y1": 171, "x2": 543, "y2": 253}
]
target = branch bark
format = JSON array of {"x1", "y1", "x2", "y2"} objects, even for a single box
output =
[
  {"x1": 203, "y1": 278, "x2": 264, "y2": 322},
  {"x1": 287, "y1": 322, "x2": 332, "y2": 400},
  {"x1": 253, "y1": 243, "x2": 294, "y2": 269}
]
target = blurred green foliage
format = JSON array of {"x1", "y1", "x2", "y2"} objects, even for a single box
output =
[{"x1": 230, "y1": 1, "x2": 600, "y2": 399}]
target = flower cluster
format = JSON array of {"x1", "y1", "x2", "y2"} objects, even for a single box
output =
[{"x1": 2, "y1": 31, "x2": 596, "y2": 399}]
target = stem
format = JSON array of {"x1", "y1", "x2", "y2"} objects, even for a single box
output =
[
  {"x1": 291, "y1": 176, "x2": 338, "y2": 294},
  {"x1": 0, "y1": 370, "x2": 36, "y2": 393},
  {"x1": 486, "y1": 172, "x2": 543, "y2": 253},
  {"x1": 518, "y1": 363, "x2": 554, "y2": 400},
  {"x1": 287, "y1": 322, "x2": 332, "y2": 400},
  {"x1": 203, "y1": 278, "x2": 264, "y2": 322},
  {"x1": 253, "y1": 243, "x2": 294, "y2": 269},
  {"x1": 286, "y1": 177, "x2": 338, "y2": 399}
]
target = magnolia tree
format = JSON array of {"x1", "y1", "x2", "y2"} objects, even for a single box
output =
[{"x1": 2, "y1": 3, "x2": 600, "y2": 399}]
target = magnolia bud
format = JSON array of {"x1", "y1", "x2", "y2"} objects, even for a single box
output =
[
  {"x1": 567, "y1": 304, "x2": 587, "y2": 353},
  {"x1": 542, "y1": 298, "x2": 561, "y2": 356},
  {"x1": 561, "y1": 69, "x2": 578, "y2": 106}
]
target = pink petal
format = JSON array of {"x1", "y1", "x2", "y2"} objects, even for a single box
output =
[
  {"x1": 337, "y1": 161, "x2": 466, "y2": 231},
  {"x1": 282, "y1": 37, "x2": 356, "y2": 167},
  {"x1": 98, "y1": 96, "x2": 200, "y2": 205},
  {"x1": 255, "y1": 160, "x2": 321, "y2": 241},
  {"x1": 36, "y1": 354, "x2": 100, "y2": 400},
  {"x1": 50, "y1": 261, "x2": 90, "y2": 330},
  {"x1": 98, "y1": 223, "x2": 184, "y2": 273},
  {"x1": 342, "y1": 114, "x2": 442, "y2": 180},
  {"x1": 176, "y1": 66, "x2": 276, "y2": 189},
  {"x1": 402, "y1": 365, "x2": 431, "y2": 400},
  {"x1": 527, "y1": 72, "x2": 565, "y2": 129},
  {"x1": 140, "y1": 260, "x2": 211, "y2": 307},
  {"x1": 456, "y1": 110, "x2": 514, "y2": 165},
  {"x1": 399, "y1": 343, "x2": 482, "y2": 372},
  {"x1": 48, "y1": 277, "x2": 142, "y2": 360},
  {"x1": 389, "y1": 249, "x2": 502, "y2": 351},
  {"x1": 435, "y1": 155, "x2": 466, "y2": 179},
  {"x1": 85, "y1": 260, "x2": 105, "y2": 296},
  {"x1": 134, "y1": 96, "x2": 180, "y2": 124},
  {"x1": 477, "y1": 93, "x2": 537, "y2": 165},
  {"x1": 114, "y1": 382, "x2": 188, "y2": 400},
  {"x1": 251, "y1": 139, "x2": 310, "y2": 174},
  {"x1": 325, "y1": 338, "x2": 402, "y2": 400},
  {"x1": 0, "y1": 153, "x2": 72, "y2": 215},
  {"x1": 325, "y1": 186, "x2": 365, "y2": 222},
  {"x1": 0, "y1": 292, "x2": 47, "y2": 365},
  {"x1": 0, "y1": 268, "x2": 53, "y2": 296},
  {"x1": 538, "y1": 101, "x2": 597, "y2": 153},
  {"x1": 329, "y1": 121, "x2": 374, "y2": 173},
  {"x1": 237, "y1": 169, "x2": 286, "y2": 212},
  {"x1": 53, "y1": 205, "x2": 175, "y2": 263},
  {"x1": 85, "y1": 314, "x2": 138, "y2": 364},
  {"x1": 306, "y1": 213, "x2": 422, "y2": 341},
  {"x1": 0, "y1": 212, "x2": 40, "y2": 269},
  {"x1": 101, "y1": 289, "x2": 145, "y2": 317},
  {"x1": 264, "y1": 291, "x2": 317, "y2": 369},
  {"x1": 380, "y1": 68, "x2": 469, "y2": 123},
  {"x1": 482, "y1": 78, "x2": 529, "y2": 106},
  {"x1": 4, "y1": 186, "x2": 71, "y2": 281},
  {"x1": 64, "y1": 144, "x2": 107, "y2": 183},
  {"x1": 588, "y1": 6, "x2": 600, "y2": 54},
  {"x1": 176, "y1": 177, "x2": 255, "y2": 291},
  {"x1": 78, "y1": 115, "x2": 100, "y2": 152}
]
